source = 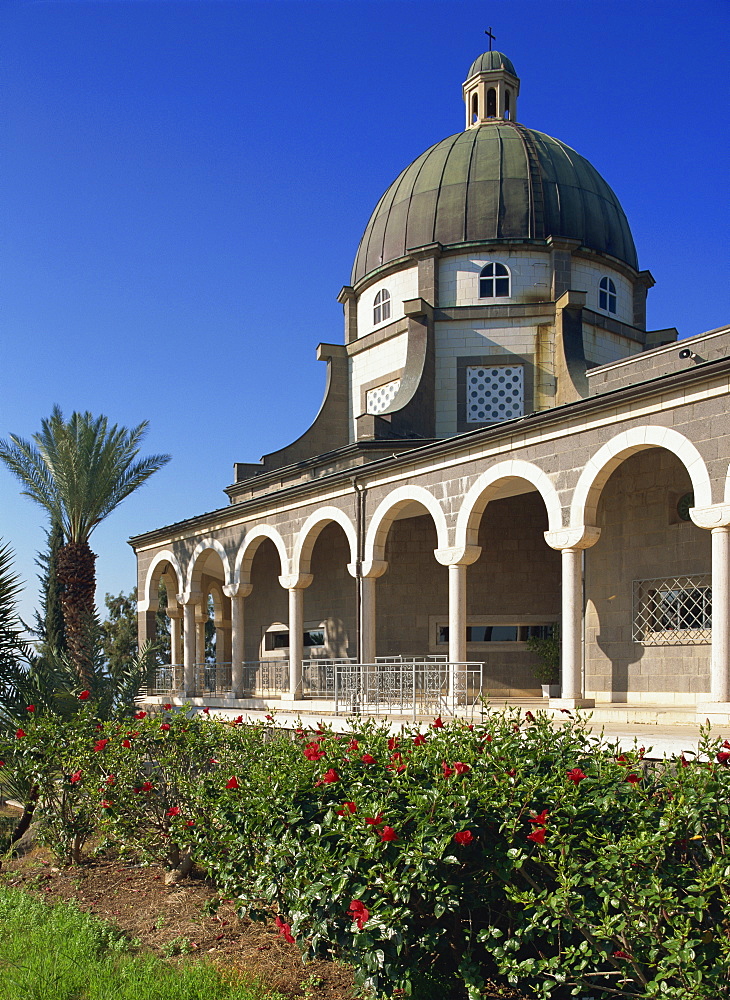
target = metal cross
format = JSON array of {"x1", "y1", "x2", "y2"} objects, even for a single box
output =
[{"x1": 484, "y1": 26, "x2": 496, "y2": 51}]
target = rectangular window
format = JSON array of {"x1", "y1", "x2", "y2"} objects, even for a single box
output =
[
  {"x1": 437, "y1": 623, "x2": 553, "y2": 644},
  {"x1": 466, "y1": 365, "x2": 524, "y2": 424},
  {"x1": 264, "y1": 628, "x2": 326, "y2": 652},
  {"x1": 633, "y1": 577, "x2": 712, "y2": 645}
]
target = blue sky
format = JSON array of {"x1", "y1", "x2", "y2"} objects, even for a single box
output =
[{"x1": 1, "y1": 0, "x2": 728, "y2": 627}]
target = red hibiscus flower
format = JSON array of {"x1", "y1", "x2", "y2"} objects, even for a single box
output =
[
  {"x1": 100, "y1": 800, "x2": 113, "y2": 809},
  {"x1": 0, "y1": 761, "x2": 4, "y2": 767},
  {"x1": 160, "y1": 723, "x2": 171, "y2": 731},
  {"x1": 365, "y1": 812, "x2": 384, "y2": 827},
  {"x1": 441, "y1": 762, "x2": 454, "y2": 779},
  {"x1": 26, "y1": 704, "x2": 35, "y2": 713},
  {"x1": 613, "y1": 950, "x2": 632, "y2": 960},
  {"x1": 625, "y1": 773, "x2": 641, "y2": 784},
  {"x1": 616, "y1": 754, "x2": 628, "y2": 765},
  {"x1": 337, "y1": 801, "x2": 357, "y2": 816},
  {"x1": 209, "y1": 757, "x2": 219, "y2": 765},
  {"x1": 225, "y1": 776, "x2": 240, "y2": 790},
  {"x1": 527, "y1": 827, "x2": 546, "y2": 844},
  {"x1": 78, "y1": 690, "x2": 90, "y2": 701},
  {"x1": 432, "y1": 716, "x2": 444, "y2": 729},
  {"x1": 142, "y1": 781, "x2": 154, "y2": 792},
  {"x1": 348, "y1": 900, "x2": 370, "y2": 929},
  {"x1": 361, "y1": 753, "x2": 376, "y2": 765},
  {"x1": 379, "y1": 826, "x2": 398, "y2": 842},
  {"x1": 454, "y1": 830, "x2": 474, "y2": 845},
  {"x1": 505, "y1": 768, "x2": 516, "y2": 777},
  {"x1": 167, "y1": 806, "x2": 181, "y2": 817},
  {"x1": 454, "y1": 762, "x2": 470, "y2": 775},
  {"x1": 274, "y1": 915, "x2": 295, "y2": 944},
  {"x1": 524, "y1": 711, "x2": 535, "y2": 723},
  {"x1": 134, "y1": 711, "x2": 146, "y2": 720},
  {"x1": 106, "y1": 775, "x2": 116, "y2": 786},
  {"x1": 566, "y1": 768, "x2": 587, "y2": 784},
  {"x1": 717, "y1": 751, "x2": 730, "y2": 765},
  {"x1": 529, "y1": 809, "x2": 549, "y2": 825},
  {"x1": 70, "y1": 770, "x2": 82, "y2": 784},
  {"x1": 303, "y1": 742, "x2": 326, "y2": 761},
  {"x1": 162, "y1": 703, "x2": 172, "y2": 710},
  {"x1": 412, "y1": 733, "x2": 427, "y2": 746},
  {"x1": 320, "y1": 769, "x2": 339, "y2": 784},
  {"x1": 121, "y1": 739, "x2": 132, "y2": 748},
  {"x1": 231, "y1": 715, "x2": 244, "y2": 725},
  {"x1": 265, "y1": 714, "x2": 274, "y2": 722},
  {"x1": 723, "y1": 739, "x2": 730, "y2": 749},
  {"x1": 348, "y1": 739, "x2": 359, "y2": 752},
  {"x1": 484, "y1": 734, "x2": 493, "y2": 743},
  {"x1": 15, "y1": 729, "x2": 25, "y2": 739},
  {"x1": 93, "y1": 739, "x2": 109, "y2": 752},
  {"x1": 388, "y1": 737, "x2": 399, "y2": 751},
  {"x1": 185, "y1": 820, "x2": 195, "y2": 827}
]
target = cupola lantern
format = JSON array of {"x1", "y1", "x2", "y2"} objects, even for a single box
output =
[{"x1": 463, "y1": 51, "x2": 520, "y2": 128}]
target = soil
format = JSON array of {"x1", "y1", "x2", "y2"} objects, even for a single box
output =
[{"x1": 0, "y1": 805, "x2": 527, "y2": 1000}]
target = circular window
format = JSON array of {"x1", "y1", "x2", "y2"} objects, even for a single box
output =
[{"x1": 677, "y1": 492, "x2": 694, "y2": 522}]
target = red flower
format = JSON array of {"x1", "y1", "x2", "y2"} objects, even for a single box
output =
[
  {"x1": 209, "y1": 757, "x2": 220, "y2": 765},
  {"x1": 454, "y1": 761, "x2": 470, "y2": 775},
  {"x1": 134, "y1": 711, "x2": 146, "y2": 720},
  {"x1": 202, "y1": 707, "x2": 210, "y2": 715},
  {"x1": 505, "y1": 768, "x2": 516, "y2": 778},
  {"x1": 0, "y1": 761, "x2": 4, "y2": 767},
  {"x1": 527, "y1": 827, "x2": 546, "y2": 844},
  {"x1": 361, "y1": 753, "x2": 376, "y2": 765},
  {"x1": 78, "y1": 690, "x2": 90, "y2": 701},
  {"x1": 441, "y1": 762, "x2": 454, "y2": 779},
  {"x1": 274, "y1": 915, "x2": 295, "y2": 944},
  {"x1": 100, "y1": 799, "x2": 113, "y2": 809},
  {"x1": 524, "y1": 711, "x2": 535, "y2": 723},
  {"x1": 70, "y1": 770, "x2": 82, "y2": 784},
  {"x1": 265, "y1": 714, "x2": 274, "y2": 722},
  {"x1": 185, "y1": 820, "x2": 195, "y2": 827},
  {"x1": 106, "y1": 775, "x2": 116, "y2": 786},
  {"x1": 454, "y1": 830, "x2": 474, "y2": 845},
  {"x1": 379, "y1": 826, "x2": 398, "y2": 842},
  {"x1": 15, "y1": 729, "x2": 25, "y2": 739},
  {"x1": 529, "y1": 809, "x2": 549, "y2": 825},
  {"x1": 348, "y1": 900, "x2": 370, "y2": 929},
  {"x1": 348, "y1": 739, "x2": 359, "y2": 752},
  {"x1": 162, "y1": 703, "x2": 172, "y2": 710},
  {"x1": 616, "y1": 754, "x2": 628, "y2": 765},
  {"x1": 723, "y1": 739, "x2": 730, "y2": 749},
  {"x1": 432, "y1": 716, "x2": 444, "y2": 729},
  {"x1": 717, "y1": 751, "x2": 730, "y2": 765},
  {"x1": 566, "y1": 768, "x2": 587, "y2": 784},
  {"x1": 142, "y1": 781, "x2": 154, "y2": 792},
  {"x1": 388, "y1": 737, "x2": 399, "y2": 751},
  {"x1": 121, "y1": 739, "x2": 132, "y2": 748},
  {"x1": 225, "y1": 776, "x2": 240, "y2": 790},
  {"x1": 320, "y1": 768, "x2": 339, "y2": 784},
  {"x1": 613, "y1": 950, "x2": 632, "y2": 960},
  {"x1": 625, "y1": 773, "x2": 641, "y2": 784},
  {"x1": 303, "y1": 742, "x2": 326, "y2": 761},
  {"x1": 160, "y1": 723, "x2": 171, "y2": 731},
  {"x1": 166, "y1": 806, "x2": 181, "y2": 817},
  {"x1": 231, "y1": 715, "x2": 244, "y2": 725},
  {"x1": 337, "y1": 801, "x2": 357, "y2": 817},
  {"x1": 365, "y1": 812, "x2": 384, "y2": 827},
  {"x1": 412, "y1": 733, "x2": 427, "y2": 746},
  {"x1": 93, "y1": 739, "x2": 109, "y2": 752},
  {"x1": 26, "y1": 704, "x2": 35, "y2": 713}
]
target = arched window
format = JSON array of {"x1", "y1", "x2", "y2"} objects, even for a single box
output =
[
  {"x1": 471, "y1": 92, "x2": 478, "y2": 123},
  {"x1": 486, "y1": 88, "x2": 496, "y2": 117},
  {"x1": 599, "y1": 276, "x2": 617, "y2": 314},
  {"x1": 479, "y1": 262, "x2": 510, "y2": 298},
  {"x1": 373, "y1": 288, "x2": 391, "y2": 325},
  {"x1": 504, "y1": 90, "x2": 511, "y2": 120}
]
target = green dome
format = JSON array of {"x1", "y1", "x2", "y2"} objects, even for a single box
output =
[
  {"x1": 467, "y1": 50, "x2": 517, "y2": 79},
  {"x1": 352, "y1": 121, "x2": 638, "y2": 284}
]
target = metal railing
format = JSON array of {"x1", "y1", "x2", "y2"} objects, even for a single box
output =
[
  {"x1": 239, "y1": 660, "x2": 290, "y2": 699},
  {"x1": 334, "y1": 660, "x2": 484, "y2": 719}
]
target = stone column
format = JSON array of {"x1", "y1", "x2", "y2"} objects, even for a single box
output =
[
  {"x1": 361, "y1": 577, "x2": 377, "y2": 665},
  {"x1": 691, "y1": 504, "x2": 730, "y2": 716},
  {"x1": 195, "y1": 613, "x2": 206, "y2": 666},
  {"x1": 226, "y1": 587, "x2": 251, "y2": 699},
  {"x1": 182, "y1": 602, "x2": 196, "y2": 696},
  {"x1": 544, "y1": 527, "x2": 600, "y2": 709},
  {"x1": 168, "y1": 610, "x2": 182, "y2": 667},
  {"x1": 435, "y1": 546, "x2": 481, "y2": 703},
  {"x1": 279, "y1": 574, "x2": 313, "y2": 701}
]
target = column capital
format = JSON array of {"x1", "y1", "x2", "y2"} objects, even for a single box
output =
[
  {"x1": 223, "y1": 583, "x2": 253, "y2": 598},
  {"x1": 166, "y1": 607, "x2": 183, "y2": 620},
  {"x1": 434, "y1": 545, "x2": 482, "y2": 567},
  {"x1": 544, "y1": 526, "x2": 601, "y2": 551},
  {"x1": 360, "y1": 559, "x2": 389, "y2": 579},
  {"x1": 278, "y1": 573, "x2": 313, "y2": 591},
  {"x1": 178, "y1": 590, "x2": 204, "y2": 606},
  {"x1": 690, "y1": 503, "x2": 730, "y2": 530}
]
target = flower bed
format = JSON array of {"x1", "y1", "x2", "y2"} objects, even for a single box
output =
[{"x1": 2, "y1": 704, "x2": 729, "y2": 999}]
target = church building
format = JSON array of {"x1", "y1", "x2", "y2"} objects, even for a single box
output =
[{"x1": 131, "y1": 50, "x2": 730, "y2": 724}]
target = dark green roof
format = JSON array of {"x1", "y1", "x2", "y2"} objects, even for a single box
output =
[
  {"x1": 351, "y1": 121, "x2": 638, "y2": 284},
  {"x1": 467, "y1": 51, "x2": 517, "y2": 79}
]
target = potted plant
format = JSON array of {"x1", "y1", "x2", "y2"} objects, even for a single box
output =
[{"x1": 526, "y1": 624, "x2": 560, "y2": 697}]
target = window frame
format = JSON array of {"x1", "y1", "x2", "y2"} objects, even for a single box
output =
[
  {"x1": 479, "y1": 261, "x2": 511, "y2": 299},
  {"x1": 599, "y1": 276, "x2": 617, "y2": 314},
  {"x1": 373, "y1": 288, "x2": 391, "y2": 325}
]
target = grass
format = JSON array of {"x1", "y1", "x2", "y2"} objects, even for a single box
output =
[{"x1": 0, "y1": 887, "x2": 286, "y2": 1000}]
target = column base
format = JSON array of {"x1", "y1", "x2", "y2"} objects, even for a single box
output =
[
  {"x1": 548, "y1": 697, "x2": 595, "y2": 711},
  {"x1": 696, "y1": 702, "x2": 730, "y2": 724}
]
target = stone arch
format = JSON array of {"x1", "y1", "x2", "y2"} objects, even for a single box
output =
[
  {"x1": 570, "y1": 426, "x2": 712, "y2": 528},
  {"x1": 138, "y1": 549, "x2": 184, "y2": 612},
  {"x1": 184, "y1": 538, "x2": 232, "y2": 596},
  {"x1": 293, "y1": 507, "x2": 358, "y2": 578},
  {"x1": 364, "y1": 485, "x2": 449, "y2": 566},
  {"x1": 233, "y1": 525, "x2": 289, "y2": 592},
  {"x1": 455, "y1": 460, "x2": 563, "y2": 549}
]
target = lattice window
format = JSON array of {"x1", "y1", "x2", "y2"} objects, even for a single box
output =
[
  {"x1": 366, "y1": 379, "x2": 400, "y2": 414},
  {"x1": 466, "y1": 365, "x2": 524, "y2": 423},
  {"x1": 633, "y1": 576, "x2": 712, "y2": 645}
]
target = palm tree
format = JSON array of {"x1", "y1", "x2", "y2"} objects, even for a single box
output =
[{"x1": 0, "y1": 406, "x2": 170, "y2": 683}]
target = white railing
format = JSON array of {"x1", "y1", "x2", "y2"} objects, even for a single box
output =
[
  {"x1": 239, "y1": 660, "x2": 290, "y2": 699},
  {"x1": 301, "y1": 658, "x2": 357, "y2": 698},
  {"x1": 148, "y1": 663, "x2": 184, "y2": 696}
]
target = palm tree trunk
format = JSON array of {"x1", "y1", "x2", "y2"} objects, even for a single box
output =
[{"x1": 57, "y1": 541, "x2": 97, "y2": 685}]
